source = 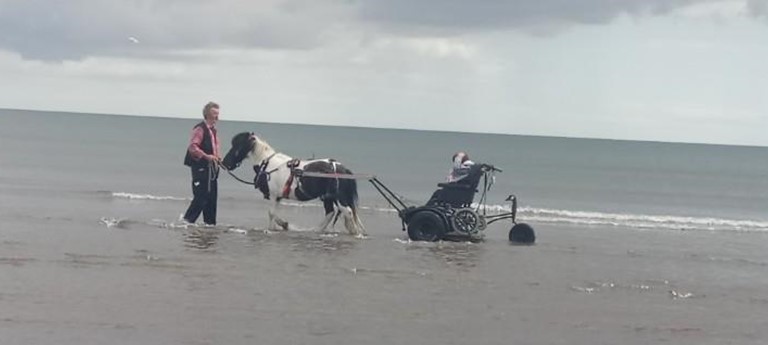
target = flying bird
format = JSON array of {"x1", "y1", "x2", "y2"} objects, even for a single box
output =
[{"x1": 128, "y1": 36, "x2": 140, "y2": 44}]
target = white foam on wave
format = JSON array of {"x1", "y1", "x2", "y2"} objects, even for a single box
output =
[
  {"x1": 100, "y1": 217, "x2": 128, "y2": 229},
  {"x1": 105, "y1": 190, "x2": 768, "y2": 233},
  {"x1": 112, "y1": 192, "x2": 187, "y2": 201},
  {"x1": 518, "y1": 207, "x2": 768, "y2": 232},
  {"x1": 279, "y1": 200, "x2": 323, "y2": 208},
  {"x1": 227, "y1": 228, "x2": 249, "y2": 235},
  {"x1": 357, "y1": 202, "x2": 768, "y2": 233}
]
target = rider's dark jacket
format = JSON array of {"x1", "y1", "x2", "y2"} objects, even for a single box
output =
[{"x1": 184, "y1": 121, "x2": 215, "y2": 169}]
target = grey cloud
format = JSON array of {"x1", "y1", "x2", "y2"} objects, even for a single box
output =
[
  {"x1": 0, "y1": 0, "x2": 343, "y2": 61},
  {"x1": 0, "y1": 0, "x2": 760, "y2": 61},
  {"x1": 749, "y1": 0, "x2": 768, "y2": 17},
  {"x1": 355, "y1": 0, "x2": 728, "y2": 33}
]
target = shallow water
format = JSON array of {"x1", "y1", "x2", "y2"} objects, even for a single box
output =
[
  {"x1": 2, "y1": 195, "x2": 767, "y2": 345},
  {"x1": 2, "y1": 109, "x2": 768, "y2": 344}
]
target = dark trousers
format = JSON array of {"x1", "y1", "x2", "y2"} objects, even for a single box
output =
[{"x1": 183, "y1": 166, "x2": 218, "y2": 225}]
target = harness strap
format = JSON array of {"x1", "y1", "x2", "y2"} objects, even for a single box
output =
[
  {"x1": 282, "y1": 174, "x2": 294, "y2": 199},
  {"x1": 226, "y1": 153, "x2": 309, "y2": 200},
  {"x1": 318, "y1": 161, "x2": 341, "y2": 200},
  {"x1": 331, "y1": 160, "x2": 340, "y2": 192},
  {"x1": 281, "y1": 158, "x2": 302, "y2": 199},
  {"x1": 253, "y1": 153, "x2": 279, "y2": 199}
]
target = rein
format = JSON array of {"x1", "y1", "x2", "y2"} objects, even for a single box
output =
[
  {"x1": 226, "y1": 169, "x2": 255, "y2": 186},
  {"x1": 224, "y1": 152, "x2": 279, "y2": 187}
]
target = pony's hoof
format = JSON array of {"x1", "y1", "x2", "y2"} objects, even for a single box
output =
[{"x1": 275, "y1": 219, "x2": 289, "y2": 231}]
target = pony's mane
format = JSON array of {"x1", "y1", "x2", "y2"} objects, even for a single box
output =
[{"x1": 252, "y1": 135, "x2": 277, "y2": 159}]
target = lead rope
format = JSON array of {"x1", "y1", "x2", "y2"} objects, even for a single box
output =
[
  {"x1": 207, "y1": 161, "x2": 220, "y2": 192},
  {"x1": 226, "y1": 168, "x2": 255, "y2": 185}
]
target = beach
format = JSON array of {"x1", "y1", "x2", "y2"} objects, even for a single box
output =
[
  {"x1": 2, "y1": 194, "x2": 768, "y2": 344},
  {"x1": 1, "y1": 109, "x2": 767, "y2": 344}
]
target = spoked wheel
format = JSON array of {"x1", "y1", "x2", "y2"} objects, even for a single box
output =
[
  {"x1": 451, "y1": 208, "x2": 480, "y2": 235},
  {"x1": 509, "y1": 223, "x2": 535, "y2": 244},
  {"x1": 407, "y1": 211, "x2": 447, "y2": 242}
]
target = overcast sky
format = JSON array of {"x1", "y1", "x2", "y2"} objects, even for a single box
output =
[{"x1": 1, "y1": 0, "x2": 766, "y2": 146}]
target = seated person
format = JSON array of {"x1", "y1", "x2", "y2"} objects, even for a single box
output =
[
  {"x1": 428, "y1": 151, "x2": 479, "y2": 206},
  {"x1": 447, "y1": 151, "x2": 475, "y2": 182}
]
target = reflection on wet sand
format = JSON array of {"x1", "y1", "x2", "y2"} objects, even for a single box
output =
[
  {"x1": 406, "y1": 241, "x2": 485, "y2": 270},
  {"x1": 184, "y1": 228, "x2": 220, "y2": 250},
  {"x1": 269, "y1": 231, "x2": 361, "y2": 256}
]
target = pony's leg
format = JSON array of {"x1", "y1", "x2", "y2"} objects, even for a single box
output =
[
  {"x1": 335, "y1": 176, "x2": 365, "y2": 236},
  {"x1": 338, "y1": 206, "x2": 362, "y2": 236},
  {"x1": 352, "y1": 207, "x2": 366, "y2": 234},
  {"x1": 315, "y1": 199, "x2": 336, "y2": 232},
  {"x1": 267, "y1": 201, "x2": 277, "y2": 230},
  {"x1": 268, "y1": 200, "x2": 289, "y2": 231}
]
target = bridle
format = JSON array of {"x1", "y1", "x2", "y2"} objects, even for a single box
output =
[{"x1": 223, "y1": 139, "x2": 258, "y2": 186}]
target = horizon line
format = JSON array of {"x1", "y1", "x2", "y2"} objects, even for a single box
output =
[{"x1": 2, "y1": 106, "x2": 765, "y2": 149}]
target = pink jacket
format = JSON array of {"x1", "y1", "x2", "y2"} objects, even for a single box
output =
[{"x1": 188, "y1": 122, "x2": 219, "y2": 160}]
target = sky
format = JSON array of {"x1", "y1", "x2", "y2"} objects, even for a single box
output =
[{"x1": 0, "y1": 0, "x2": 766, "y2": 146}]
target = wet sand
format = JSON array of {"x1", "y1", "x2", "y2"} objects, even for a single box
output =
[{"x1": 2, "y1": 199, "x2": 768, "y2": 345}]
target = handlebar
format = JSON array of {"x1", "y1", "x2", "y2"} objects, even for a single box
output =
[{"x1": 480, "y1": 163, "x2": 502, "y2": 173}]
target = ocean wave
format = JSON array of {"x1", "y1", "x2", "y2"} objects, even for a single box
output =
[
  {"x1": 111, "y1": 192, "x2": 188, "y2": 201},
  {"x1": 364, "y1": 203, "x2": 768, "y2": 232},
  {"x1": 516, "y1": 207, "x2": 768, "y2": 233},
  {"x1": 104, "y1": 191, "x2": 768, "y2": 232},
  {"x1": 99, "y1": 217, "x2": 132, "y2": 229}
]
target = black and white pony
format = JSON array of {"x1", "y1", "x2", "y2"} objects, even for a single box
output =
[{"x1": 221, "y1": 132, "x2": 365, "y2": 236}]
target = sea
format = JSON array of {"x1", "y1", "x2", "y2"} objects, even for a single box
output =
[{"x1": 1, "y1": 108, "x2": 767, "y2": 344}]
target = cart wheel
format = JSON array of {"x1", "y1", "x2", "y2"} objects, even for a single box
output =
[
  {"x1": 509, "y1": 223, "x2": 535, "y2": 244},
  {"x1": 407, "y1": 211, "x2": 446, "y2": 242},
  {"x1": 451, "y1": 208, "x2": 480, "y2": 234}
]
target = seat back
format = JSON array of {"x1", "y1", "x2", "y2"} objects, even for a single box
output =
[{"x1": 427, "y1": 165, "x2": 484, "y2": 208}]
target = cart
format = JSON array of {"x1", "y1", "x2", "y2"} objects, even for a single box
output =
[{"x1": 368, "y1": 163, "x2": 535, "y2": 243}]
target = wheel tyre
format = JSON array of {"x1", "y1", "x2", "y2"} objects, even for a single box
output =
[
  {"x1": 407, "y1": 211, "x2": 446, "y2": 242},
  {"x1": 509, "y1": 223, "x2": 535, "y2": 244}
]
